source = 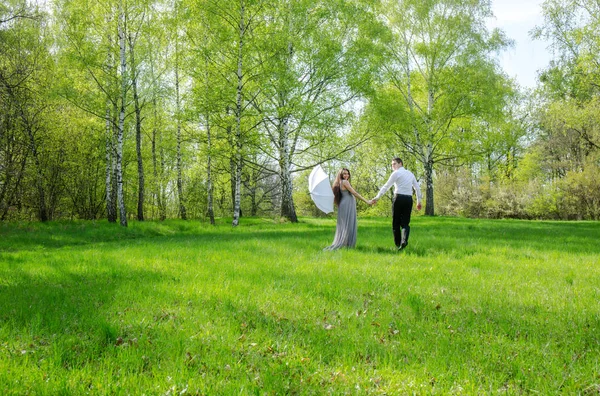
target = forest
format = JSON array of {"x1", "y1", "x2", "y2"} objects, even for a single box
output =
[{"x1": 1, "y1": 0, "x2": 599, "y2": 225}]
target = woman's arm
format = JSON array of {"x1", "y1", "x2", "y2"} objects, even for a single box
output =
[{"x1": 342, "y1": 180, "x2": 370, "y2": 204}]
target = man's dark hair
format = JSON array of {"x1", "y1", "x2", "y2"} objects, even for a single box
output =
[{"x1": 393, "y1": 157, "x2": 403, "y2": 165}]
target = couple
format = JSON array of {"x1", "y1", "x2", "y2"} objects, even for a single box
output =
[{"x1": 324, "y1": 158, "x2": 422, "y2": 251}]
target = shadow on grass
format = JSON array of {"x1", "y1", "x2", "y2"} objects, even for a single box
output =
[
  {"x1": 376, "y1": 217, "x2": 600, "y2": 256},
  {"x1": 0, "y1": 217, "x2": 598, "y2": 257},
  {"x1": 0, "y1": 219, "x2": 332, "y2": 252},
  {"x1": 0, "y1": 261, "x2": 166, "y2": 368}
]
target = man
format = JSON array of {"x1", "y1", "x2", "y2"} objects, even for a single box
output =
[{"x1": 370, "y1": 158, "x2": 422, "y2": 250}]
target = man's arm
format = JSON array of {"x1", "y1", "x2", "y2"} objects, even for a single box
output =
[
  {"x1": 412, "y1": 176, "x2": 423, "y2": 210},
  {"x1": 373, "y1": 171, "x2": 398, "y2": 201}
]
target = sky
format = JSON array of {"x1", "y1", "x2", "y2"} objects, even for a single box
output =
[{"x1": 488, "y1": 0, "x2": 553, "y2": 89}]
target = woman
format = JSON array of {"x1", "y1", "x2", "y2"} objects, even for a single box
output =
[{"x1": 324, "y1": 168, "x2": 371, "y2": 250}]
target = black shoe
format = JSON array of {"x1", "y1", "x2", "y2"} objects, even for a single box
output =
[{"x1": 397, "y1": 245, "x2": 404, "y2": 251}]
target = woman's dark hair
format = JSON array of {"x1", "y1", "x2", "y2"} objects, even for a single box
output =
[{"x1": 332, "y1": 168, "x2": 350, "y2": 206}]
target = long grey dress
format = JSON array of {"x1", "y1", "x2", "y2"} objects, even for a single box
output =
[{"x1": 324, "y1": 189, "x2": 357, "y2": 250}]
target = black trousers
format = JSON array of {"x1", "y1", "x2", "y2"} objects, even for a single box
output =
[{"x1": 392, "y1": 194, "x2": 413, "y2": 247}]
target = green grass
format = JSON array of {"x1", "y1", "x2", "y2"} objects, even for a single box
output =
[{"x1": 1, "y1": 216, "x2": 599, "y2": 394}]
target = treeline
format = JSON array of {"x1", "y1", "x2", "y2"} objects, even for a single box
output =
[{"x1": 1, "y1": 0, "x2": 598, "y2": 224}]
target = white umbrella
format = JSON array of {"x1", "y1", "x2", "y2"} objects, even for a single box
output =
[{"x1": 308, "y1": 165, "x2": 334, "y2": 214}]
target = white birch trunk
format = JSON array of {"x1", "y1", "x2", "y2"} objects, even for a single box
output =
[
  {"x1": 278, "y1": 26, "x2": 297, "y2": 222},
  {"x1": 175, "y1": 34, "x2": 187, "y2": 220},
  {"x1": 117, "y1": 5, "x2": 128, "y2": 226},
  {"x1": 232, "y1": 1, "x2": 245, "y2": 227},
  {"x1": 425, "y1": 86, "x2": 435, "y2": 215},
  {"x1": 279, "y1": 115, "x2": 297, "y2": 222},
  {"x1": 104, "y1": 14, "x2": 117, "y2": 223}
]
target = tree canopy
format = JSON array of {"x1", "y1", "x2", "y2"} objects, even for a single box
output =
[{"x1": 1, "y1": 0, "x2": 599, "y2": 223}]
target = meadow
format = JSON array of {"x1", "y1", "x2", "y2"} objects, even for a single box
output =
[{"x1": 0, "y1": 216, "x2": 599, "y2": 394}]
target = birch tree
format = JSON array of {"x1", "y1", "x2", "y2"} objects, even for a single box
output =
[
  {"x1": 128, "y1": 20, "x2": 145, "y2": 221},
  {"x1": 251, "y1": 0, "x2": 379, "y2": 222},
  {"x1": 373, "y1": 0, "x2": 513, "y2": 215},
  {"x1": 55, "y1": 0, "x2": 131, "y2": 224},
  {"x1": 115, "y1": 2, "x2": 128, "y2": 226},
  {"x1": 193, "y1": 0, "x2": 266, "y2": 226},
  {"x1": 148, "y1": 40, "x2": 168, "y2": 221}
]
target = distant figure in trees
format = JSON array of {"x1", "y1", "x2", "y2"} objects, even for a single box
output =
[
  {"x1": 370, "y1": 158, "x2": 422, "y2": 251},
  {"x1": 324, "y1": 168, "x2": 372, "y2": 250}
]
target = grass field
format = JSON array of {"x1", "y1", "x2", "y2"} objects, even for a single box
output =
[{"x1": 1, "y1": 216, "x2": 599, "y2": 394}]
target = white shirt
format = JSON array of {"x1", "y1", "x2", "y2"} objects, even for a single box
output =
[{"x1": 374, "y1": 167, "x2": 422, "y2": 202}]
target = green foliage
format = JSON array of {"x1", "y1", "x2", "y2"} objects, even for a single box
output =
[
  {"x1": 1, "y1": 218, "x2": 600, "y2": 393},
  {"x1": 529, "y1": 1, "x2": 600, "y2": 219},
  {"x1": 556, "y1": 162, "x2": 600, "y2": 220},
  {"x1": 2, "y1": 0, "x2": 600, "y2": 223},
  {"x1": 435, "y1": 157, "x2": 600, "y2": 220},
  {"x1": 535, "y1": 0, "x2": 600, "y2": 100},
  {"x1": 366, "y1": 0, "x2": 516, "y2": 215}
]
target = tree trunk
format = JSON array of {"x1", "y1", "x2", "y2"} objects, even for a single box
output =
[
  {"x1": 104, "y1": 20, "x2": 117, "y2": 223},
  {"x1": 1, "y1": 154, "x2": 27, "y2": 221},
  {"x1": 225, "y1": 108, "x2": 235, "y2": 212},
  {"x1": 175, "y1": 37, "x2": 186, "y2": 220},
  {"x1": 14, "y1": 99, "x2": 47, "y2": 221},
  {"x1": 278, "y1": 35, "x2": 298, "y2": 223},
  {"x1": 424, "y1": 150, "x2": 434, "y2": 216},
  {"x1": 129, "y1": 34, "x2": 144, "y2": 221},
  {"x1": 151, "y1": 124, "x2": 159, "y2": 219},
  {"x1": 2, "y1": 157, "x2": 27, "y2": 220},
  {"x1": 159, "y1": 146, "x2": 166, "y2": 220},
  {"x1": 232, "y1": 1, "x2": 245, "y2": 227},
  {"x1": 250, "y1": 185, "x2": 257, "y2": 216},
  {"x1": 151, "y1": 100, "x2": 166, "y2": 221},
  {"x1": 204, "y1": 54, "x2": 215, "y2": 225},
  {"x1": 280, "y1": 168, "x2": 296, "y2": 221},
  {"x1": 279, "y1": 116, "x2": 297, "y2": 222},
  {"x1": 3, "y1": 79, "x2": 47, "y2": 221},
  {"x1": 206, "y1": 116, "x2": 215, "y2": 225},
  {"x1": 230, "y1": 144, "x2": 235, "y2": 212},
  {"x1": 26, "y1": 125, "x2": 48, "y2": 221},
  {"x1": 117, "y1": 6, "x2": 127, "y2": 227},
  {"x1": 232, "y1": 139, "x2": 242, "y2": 226},
  {"x1": 0, "y1": 156, "x2": 13, "y2": 216},
  {"x1": 110, "y1": 100, "x2": 119, "y2": 219},
  {"x1": 105, "y1": 106, "x2": 117, "y2": 222},
  {"x1": 424, "y1": 84, "x2": 435, "y2": 216},
  {"x1": 0, "y1": 107, "x2": 26, "y2": 220},
  {"x1": 149, "y1": 49, "x2": 165, "y2": 221}
]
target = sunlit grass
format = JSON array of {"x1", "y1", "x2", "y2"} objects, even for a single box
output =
[{"x1": 1, "y1": 217, "x2": 599, "y2": 394}]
